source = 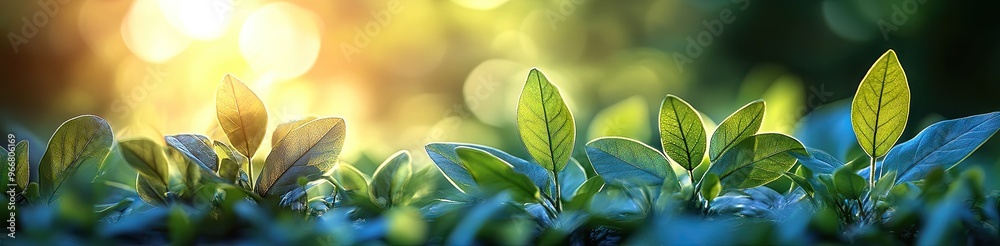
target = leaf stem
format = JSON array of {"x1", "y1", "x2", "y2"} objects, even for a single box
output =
[
  {"x1": 553, "y1": 173, "x2": 562, "y2": 212},
  {"x1": 869, "y1": 156, "x2": 876, "y2": 187}
]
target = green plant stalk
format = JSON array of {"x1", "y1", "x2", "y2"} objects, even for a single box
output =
[
  {"x1": 553, "y1": 173, "x2": 562, "y2": 212},
  {"x1": 869, "y1": 157, "x2": 876, "y2": 188}
]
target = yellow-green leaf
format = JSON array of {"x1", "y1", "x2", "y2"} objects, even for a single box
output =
[
  {"x1": 216, "y1": 74, "x2": 268, "y2": 159},
  {"x1": 369, "y1": 150, "x2": 412, "y2": 208},
  {"x1": 658, "y1": 95, "x2": 707, "y2": 170},
  {"x1": 136, "y1": 174, "x2": 168, "y2": 206},
  {"x1": 214, "y1": 140, "x2": 247, "y2": 183},
  {"x1": 456, "y1": 147, "x2": 541, "y2": 203},
  {"x1": 271, "y1": 117, "x2": 317, "y2": 146},
  {"x1": 707, "y1": 133, "x2": 806, "y2": 189},
  {"x1": 700, "y1": 173, "x2": 721, "y2": 202},
  {"x1": 119, "y1": 138, "x2": 170, "y2": 185},
  {"x1": 851, "y1": 49, "x2": 910, "y2": 158},
  {"x1": 709, "y1": 100, "x2": 765, "y2": 162},
  {"x1": 39, "y1": 115, "x2": 114, "y2": 199},
  {"x1": 517, "y1": 68, "x2": 576, "y2": 174},
  {"x1": 256, "y1": 117, "x2": 345, "y2": 197},
  {"x1": 14, "y1": 140, "x2": 29, "y2": 189}
]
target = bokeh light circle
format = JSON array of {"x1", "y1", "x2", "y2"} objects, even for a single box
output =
[
  {"x1": 121, "y1": 0, "x2": 193, "y2": 63},
  {"x1": 239, "y1": 3, "x2": 322, "y2": 80}
]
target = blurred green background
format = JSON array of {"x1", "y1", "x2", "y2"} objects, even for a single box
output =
[{"x1": 1, "y1": 0, "x2": 998, "y2": 185}]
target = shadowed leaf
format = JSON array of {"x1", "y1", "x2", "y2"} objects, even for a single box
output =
[
  {"x1": 119, "y1": 138, "x2": 170, "y2": 185},
  {"x1": 456, "y1": 147, "x2": 541, "y2": 203},
  {"x1": 39, "y1": 115, "x2": 114, "y2": 200},
  {"x1": 884, "y1": 112, "x2": 1000, "y2": 184},
  {"x1": 587, "y1": 137, "x2": 677, "y2": 187},
  {"x1": 708, "y1": 133, "x2": 806, "y2": 189},
  {"x1": 424, "y1": 142, "x2": 550, "y2": 194},
  {"x1": 370, "y1": 150, "x2": 412, "y2": 208}
]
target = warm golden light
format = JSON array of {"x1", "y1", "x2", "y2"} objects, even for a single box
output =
[
  {"x1": 121, "y1": 0, "x2": 192, "y2": 63},
  {"x1": 238, "y1": 2, "x2": 322, "y2": 81}
]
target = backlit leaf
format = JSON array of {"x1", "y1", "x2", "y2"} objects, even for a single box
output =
[
  {"x1": 39, "y1": 115, "x2": 114, "y2": 199},
  {"x1": 833, "y1": 167, "x2": 868, "y2": 199},
  {"x1": 709, "y1": 100, "x2": 765, "y2": 162},
  {"x1": 216, "y1": 74, "x2": 268, "y2": 159},
  {"x1": 271, "y1": 117, "x2": 316, "y2": 146},
  {"x1": 424, "y1": 142, "x2": 550, "y2": 194},
  {"x1": 456, "y1": 147, "x2": 541, "y2": 203},
  {"x1": 517, "y1": 68, "x2": 576, "y2": 174},
  {"x1": 659, "y1": 95, "x2": 707, "y2": 171},
  {"x1": 851, "y1": 49, "x2": 910, "y2": 158},
  {"x1": 708, "y1": 133, "x2": 806, "y2": 189},
  {"x1": 256, "y1": 117, "x2": 345, "y2": 196},
  {"x1": 119, "y1": 138, "x2": 170, "y2": 185},
  {"x1": 370, "y1": 150, "x2": 412, "y2": 208}
]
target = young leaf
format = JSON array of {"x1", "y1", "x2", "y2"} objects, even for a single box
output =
[
  {"x1": 883, "y1": 112, "x2": 1000, "y2": 184},
  {"x1": 783, "y1": 172, "x2": 814, "y2": 197},
  {"x1": 256, "y1": 117, "x2": 345, "y2": 196},
  {"x1": 165, "y1": 134, "x2": 219, "y2": 172},
  {"x1": 588, "y1": 96, "x2": 650, "y2": 141},
  {"x1": 328, "y1": 163, "x2": 370, "y2": 193},
  {"x1": 701, "y1": 173, "x2": 722, "y2": 203},
  {"x1": 709, "y1": 100, "x2": 765, "y2": 162},
  {"x1": 833, "y1": 167, "x2": 868, "y2": 199},
  {"x1": 370, "y1": 150, "x2": 412, "y2": 208},
  {"x1": 851, "y1": 49, "x2": 910, "y2": 159},
  {"x1": 517, "y1": 68, "x2": 575, "y2": 174},
  {"x1": 271, "y1": 117, "x2": 317, "y2": 146},
  {"x1": 424, "y1": 142, "x2": 551, "y2": 194},
  {"x1": 659, "y1": 95, "x2": 707, "y2": 171},
  {"x1": 455, "y1": 147, "x2": 541, "y2": 203},
  {"x1": 119, "y1": 139, "x2": 170, "y2": 185},
  {"x1": 586, "y1": 137, "x2": 677, "y2": 187},
  {"x1": 707, "y1": 133, "x2": 806, "y2": 189},
  {"x1": 214, "y1": 140, "x2": 247, "y2": 183},
  {"x1": 14, "y1": 140, "x2": 29, "y2": 189},
  {"x1": 789, "y1": 148, "x2": 844, "y2": 175},
  {"x1": 39, "y1": 115, "x2": 114, "y2": 199},
  {"x1": 216, "y1": 74, "x2": 268, "y2": 159},
  {"x1": 564, "y1": 176, "x2": 604, "y2": 211}
]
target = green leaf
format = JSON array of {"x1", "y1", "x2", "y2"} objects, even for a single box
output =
[
  {"x1": 586, "y1": 137, "x2": 677, "y2": 187},
  {"x1": 883, "y1": 112, "x2": 1000, "y2": 184},
  {"x1": 707, "y1": 133, "x2": 806, "y2": 189},
  {"x1": 658, "y1": 95, "x2": 707, "y2": 171},
  {"x1": 424, "y1": 143, "x2": 551, "y2": 194},
  {"x1": 701, "y1": 173, "x2": 721, "y2": 202},
  {"x1": 455, "y1": 147, "x2": 541, "y2": 203},
  {"x1": 851, "y1": 49, "x2": 910, "y2": 158},
  {"x1": 588, "y1": 96, "x2": 650, "y2": 141},
  {"x1": 214, "y1": 140, "x2": 247, "y2": 183},
  {"x1": 369, "y1": 150, "x2": 412, "y2": 208},
  {"x1": 216, "y1": 74, "x2": 268, "y2": 159},
  {"x1": 789, "y1": 148, "x2": 843, "y2": 175},
  {"x1": 136, "y1": 174, "x2": 168, "y2": 206},
  {"x1": 872, "y1": 170, "x2": 896, "y2": 198},
  {"x1": 784, "y1": 172, "x2": 814, "y2": 197},
  {"x1": 564, "y1": 176, "x2": 604, "y2": 211},
  {"x1": 39, "y1": 115, "x2": 114, "y2": 199},
  {"x1": 709, "y1": 100, "x2": 765, "y2": 162},
  {"x1": 328, "y1": 163, "x2": 370, "y2": 193},
  {"x1": 14, "y1": 140, "x2": 29, "y2": 189},
  {"x1": 271, "y1": 117, "x2": 316, "y2": 146},
  {"x1": 164, "y1": 134, "x2": 219, "y2": 173},
  {"x1": 256, "y1": 117, "x2": 345, "y2": 196},
  {"x1": 119, "y1": 139, "x2": 170, "y2": 185},
  {"x1": 833, "y1": 167, "x2": 868, "y2": 199},
  {"x1": 517, "y1": 68, "x2": 576, "y2": 174}
]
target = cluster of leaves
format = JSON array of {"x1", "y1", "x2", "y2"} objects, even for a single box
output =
[{"x1": 4, "y1": 50, "x2": 1000, "y2": 245}]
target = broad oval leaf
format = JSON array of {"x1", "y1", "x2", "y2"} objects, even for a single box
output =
[
  {"x1": 216, "y1": 74, "x2": 268, "y2": 159},
  {"x1": 701, "y1": 173, "x2": 721, "y2": 202},
  {"x1": 565, "y1": 176, "x2": 604, "y2": 211},
  {"x1": 14, "y1": 140, "x2": 29, "y2": 189},
  {"x1": 833, "y1": 167, "x2": 868, "y2": 199},
  {"x1": 328, "y1": 163, "x2": 370, "y2": 193},
  {"x1": 370, "y1": 150, "x2": 412, "y2": 208},
  {"x1": 39, "y1": 115, "x2": 114, "y2": 198},
  {"x1": 119, "y1": 138, "x2": 170, "y2": 185},
  {"x1": 517, "y1": 68, "x2": 576, "y2": 174},
  {"x1": 708, "y1": 133, "x2": 806, "y2": 189},
  {"x1": 136, "y1": 174, "x2": 168, "y2": 206},
  {"x1": 588, "y1": 96, "x2": 650, "y2": 142},
  {"x1": 709, "y1": 100, "x2": 765, "y2": 162},
  {"x1": 790, "y1": 148, "x2": 844, "y2": 175},
  {"x1": 883, "y1": 112, "x2": 1000, "y2": 184},
  {"x1": 851, "y1": 49, "x2": 910, "y2": 158},
  {"x1": 455, "y1": 147, "x2": 541, "y2": 203},
  {"x1": 424, "y1": 142, "x2": 551, "y2": 194},
  {"x1": 256, "y1": 117, "x2": 345, "y2": 196},
  {"x1": 586, "y1": 137, "x2": 677, "y2": 187},
  {"x1": 164, "y1": 134, "x2": 219, "y2": 173},
  {"x1": 659, "y1": 95, "x2": 707, "y2": 170},
  {"x1": 271, "y1": 117, "x2": 316, "y2": 146}
]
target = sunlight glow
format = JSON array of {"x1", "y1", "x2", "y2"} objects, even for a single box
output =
[{"x1": 239, "y1": 2, "x2": 323, "y2": 80}]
